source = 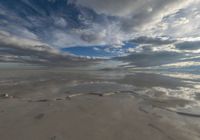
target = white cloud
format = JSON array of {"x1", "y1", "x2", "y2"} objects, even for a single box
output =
[
  {"x1": 0, "y1": 31, "x2": 58, "y2": 53},
  {"x1": 161, "y1": 61, "x2": 200, "y2": 68},
  {"x1": 49, "y1": 22, "x2": 128, "y2": 48},
  {"x1": 69, "y1": 0, "x2": 191, "y2": 18},
  {"x1": 67, "y1": 0, "x2": 200, "y2": 52},
  {"x1": 150, "y1": 0, "x2": 200, "y2": 38},
  {"x1": 151, "y1": 44, "x2": 180, "y2": 52},
  {"x1": 1, "y1": 0, "x2": 200, "y2": 57},
  {"x1": 54, "y1": 17, "x2": 68, "y2": 27},
  {"x1": 70, "y1": 0, "x2": 193, "y2": 32}
]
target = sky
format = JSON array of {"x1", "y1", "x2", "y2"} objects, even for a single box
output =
[{"x1": 0, "y1": 0, "x2": 200, "y2": 64}]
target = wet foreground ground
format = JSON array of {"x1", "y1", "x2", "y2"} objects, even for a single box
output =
[{"x1": 0, "y1": 64, "x2": 200, "y2": 140}]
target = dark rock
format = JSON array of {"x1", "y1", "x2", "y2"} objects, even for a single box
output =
[
  {"x1": 34, "y1": 113, "x2": 45, "y2": 120},
  {"x1": 0, "y1": 93, "x2": 9, "y2": 98}
]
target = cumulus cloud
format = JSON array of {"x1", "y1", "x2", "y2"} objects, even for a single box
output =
[
  {"x1": 117, "y1": 51, "x2": 185, "y2": 67},
  {"x1": 0, "y1": 31, "x2": 49, "y2": 51},
  {"x1": 1, "y1": 0, "x2": 200, "y2": 60},
  {"x1": 176, "y1": 41, "x2": 200, "y2": 50},
  {"x1": 69, "y1": 0, "x2": 190, "y2": 17},
  {"x1": 161, "y1": 61, "x2": 200, "y2": 68},
  {"x1": 69, "y1": 0, "x2": 193, "y2": 32},
  {"x1": 54, "y1": 17, "x2": 68, "y2": 28},
  {"x1": 130, "y1": 36, "x2": 176, "y2": 45},
  {"x1": 49, "y1": 22, "x2": 127, "y2": 48},
  {"x1": 0, "y1": 31, "x2": 82, "y2": 65},
  {"x1": 67, "y1": 0, "x2": 200, "y2": 53}
]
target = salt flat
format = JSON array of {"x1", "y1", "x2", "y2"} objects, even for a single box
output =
[{"x1": 0, "y1": 66, "x2": 200, "y2": 140}]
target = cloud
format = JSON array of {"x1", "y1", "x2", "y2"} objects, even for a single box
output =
[
  {"x1": 54, "y1": 17, "x2": 68, "y2": 28},
  {"x1": 69, "y1": 0, "x2": 193, "y2": 32},
  {"x1": 0, "y1": 0, "x2": 200, "y2": 59},
  {"x1": 0, "y1": 31, "x2": 48, "y2": 51},
  {"x1": 67, "y1": 0, "x2": 200, "y2": 52},
  {"x1": 130, "y1": 36, "x2": 176, "y2": 45},
  {"x1": 0, "y1": 31, "x2": 83, "y2": 65},
  {"x1": 116, "y1": 51, "x2": 185, "y2": 67},
  {"x1": 48, "y1": 22, "x2": 127, "y2": 48},
  {"x1": 176, "y1": 41, "x2": 200, "y2": 50},
  {"x1": 161, "y1": 61, "x2": 200, "y2": 68},
  {"x1": 69, "y1": 0, "x2": 190, "y2": 17}
]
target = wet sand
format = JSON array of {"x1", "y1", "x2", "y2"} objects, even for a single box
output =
[{"x1": 0, "y1": 68, "x2": 200, "y2": 140}]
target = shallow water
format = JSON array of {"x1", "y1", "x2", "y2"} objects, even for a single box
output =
[
  {"x1": 1, "y1": 61, "x2": 200, "y2": 140},
  {"x1": 0, "y1": 60, "x2": 200, "y2": 115}
]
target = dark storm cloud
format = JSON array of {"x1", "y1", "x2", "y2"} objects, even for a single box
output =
[
  {"x1": 130, "y1": 36, "x2": 176, "y2": 45},
  {"x1": 176, "y1": 41, "x2": 200, "y2": 50},
  {"x1": 0, "y1": 31, "x2": 83, "y2": 65},
  {"x1": 0, "y1": 44, "x2": 83, "y2": 65},
  {"x1": 69, "y1": 0, "x2": 192, "y2": 32},
  {"x1": 0, "y1": 0, "x2": 199, "y2": 61},
  {"x1": 116, "y1": 51, "x2": 185, "y2": 67},
  {"x1": 0, "y1": 45, "x2": 76, "y2": 65}
]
